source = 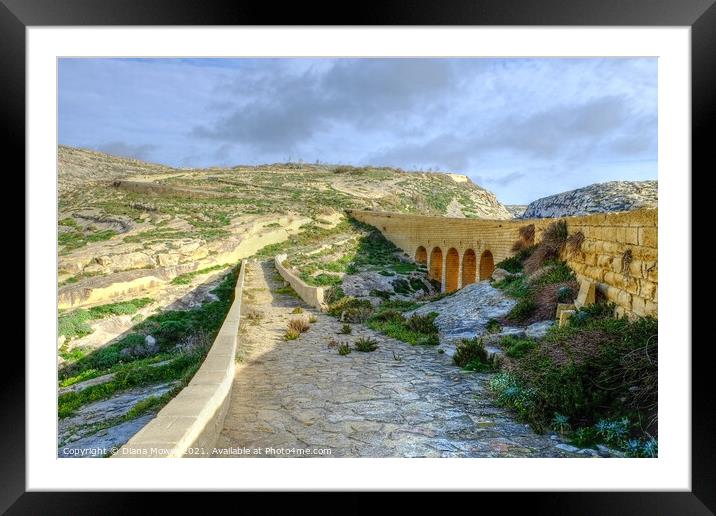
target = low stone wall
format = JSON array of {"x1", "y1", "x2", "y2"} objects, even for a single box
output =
[
  {"x1": 113, "y1": 261, "x2": 246, "y2": 458},
  {"x1": 274, "y1": 254, "x2": 327, "y2": 310},
  {"x1": 349, "y1": 209, "x2": 657, "y2": 318},
  {"x1": 111, "y1": 180, "x2": 224, "y2": 199}
]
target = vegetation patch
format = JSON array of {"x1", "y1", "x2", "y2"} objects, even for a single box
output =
[
  {"x1": 492, "y1": 242, "x2": 577, "y2": 325},
  {"x1": 170, "y1": 263, "x2": 230, "y2": 285},
  {"x1": 287, "y1": 318, "x2": 310, "y2": 334},
  {"x1": 366, "y1": 307, "x2": 439, "y2": 346},
  {"x1": 327, "y1": 296, "x2": 374, "y2": 322},
  {"x1": 453, "y1": 337, "x2": 494, "y2": 372},
  {"x1": 58, "y1": 298, "x2": 154, "y2": 341},
  {"x1": 58, "y1": 266, "x2": 239, "y2": 417},
  {"x1": 338, "y1": 343, "x2": 352, "y2": 356},
  {"x1": 500, "y1": 335, "x2": 538, "y2": 358},
  {"x1": 489, "y1": 303, "x2": 658, "y2": 454},
  {"x1": 59, "y1": 227, "x2": 117, "y2": 253},
  {"x1": 354, "y1": 337, "x2": 379, "y2": 352}
]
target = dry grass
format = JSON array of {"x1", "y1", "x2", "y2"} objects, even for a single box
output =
[
  {"x1": 523, "y1": 220, "x2": 568, "y2": 274},
  {"x1": 288, "y1": 317, "x2": 310, "y2": 333},
  {"x1": 511, "y1": 224, "x2": 536, "y2": 252},
  {"x1": 621, "y1": 248, "x2": 633, "y2": 275},
  {"x1": 565, "y1": 231, "x2": 585, "y2": 254}
]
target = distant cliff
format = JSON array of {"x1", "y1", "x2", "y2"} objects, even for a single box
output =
[
  {"x1": 522, "y1": 181, "x2": 657, "y2": 219},
  {"x1": 505, "y1": 205, "x2": 528, "y2": 218}
]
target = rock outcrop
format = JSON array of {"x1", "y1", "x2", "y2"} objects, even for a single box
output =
[
  {"x1": 505, "y1": 205, "x2": 528, "y2": 218},
  {"x1": 522, "y1": 181, "x2": 657, "y2": 219}
]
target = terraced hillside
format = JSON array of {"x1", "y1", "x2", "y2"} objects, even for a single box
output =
[{"x1": 58, "y1": 146, "x2": 510, "y2": 300}]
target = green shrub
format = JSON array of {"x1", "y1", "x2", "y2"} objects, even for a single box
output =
[
  {"x1": 570, "y1": 426, "x2": 600, "y2": 448},
  {"x1": 338, "y1": 343, "x2": 352, "y2": 355},
  {"x1": 369, "y1": 289, "x2": 392, "y2": 300},
  {"x1": 58, "y1": 310, "x2": 94, "y2": 340},
  {"x1": 339, "y1": 324, "x2": 352, "y2": 335},
  {"x1": 366, "y1": 311, "x2": 439, "y2": 346},
  {"x1": 486, "y1": 319, "x2": 502, "y2": 334},
  {"x1": 327, "y1": 296, "x2": 373, "y2": 322},
  {"x1": 534, "y1": 260, "x2": 575, "y2": 286},
  {"x1": 493, "y1": 274, "x2": 532, "y2": 300},
  {"x1": 292, "y1": 307, "x2": 304, "y2": 314},
  {"x1": 58, "y1": 298, "x2": 154, "y2": 340},
  {"x1": 284, "y1": 328, "x2": 300, "y2": 341},
  {"x1": 495, "y1": 255, "x2": 523, "y2": 274},
  {"x1": 354, "y1": 337, "x2": 379, "y2": 352},
  {"x1": 454, "y1": 337, "x2": 490, "y2": 369},
  {"x1": 506, "y1": 298, "x2": 537, "y2": 322},
  {"x1": 370, "y1": 309, "x2": 404, "y2": 322},
  {"x1": 556, "y1": 286, "x2": 574, "y2": 303},
  {"x1": 391, "y1": 278, "x2": 411, "y2": 294},
  {"x1": 551, "y1": 413, "x2": 571, "y2": 434},
  {"x1": 501, "y1": 335, "x2": 538, "y2": 358},
  {"x1": 323, "y1": 286, "x2": 345, "y2": 305},
  {"x1": 405, "y1": 312, "x2": 439, "y2": 334},
  {"x1": 489, "y1": 309, "x2": 658, "y2": 442}
]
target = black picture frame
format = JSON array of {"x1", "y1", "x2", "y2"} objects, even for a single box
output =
[{"x1": 5, "y1": 0, "x2": 710, "y2": 511}]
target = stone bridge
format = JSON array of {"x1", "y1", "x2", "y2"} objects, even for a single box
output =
[
  {"x1": 349, "y1": 209, "x2": 527, "y2": 293},
  {"x1": 348, "y1": 209, "x2": 658, "y2": 319}
]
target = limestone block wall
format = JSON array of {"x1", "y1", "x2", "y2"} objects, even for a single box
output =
[
  {"x1": 349, "y1": 209, "x2": 657, "y2": 318},
  {"x1": 274, "y1": 254, "x2": 327, "y2": 310},
  {"x1": 113, "y1": 261, "x2": 246, "y2": 458},
  {"x1": 548, "y1": 209, "x2": 658, "y2": 318}
]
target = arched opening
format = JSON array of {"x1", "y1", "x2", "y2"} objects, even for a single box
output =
[
  {"x1": 429, "y1": 247, "x2": 443, "y2": 287},
  {"x1": 479, "y1": 250, "x2": 495, "y2": 280},
  {"x1": 415, "y1": 246, "x2": 427, "y2": 265},
  {"x1": 445, "y1": 248, "x2": 460, "y2": 293},
  {"x1": 462, "y1": 249, "x2": 477, "y2": 287}
]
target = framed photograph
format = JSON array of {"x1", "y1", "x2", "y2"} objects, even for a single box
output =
[{"x1": 7, "y1": 0, "x2": 711, "y2": 510}]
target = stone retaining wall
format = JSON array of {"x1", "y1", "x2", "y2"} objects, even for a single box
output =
[
  {"x1": 349, "y1": 209, "x2": 657, "y2": 318},
  {"x1": 274, "y1": 254, "x2": 327, "y2": 310},
  {"x1": 111, "y1": 180, "x2": 224, "y2": 199},
  {"x1": 113, "y1": 261, "x2": 246, "y2": 458}
]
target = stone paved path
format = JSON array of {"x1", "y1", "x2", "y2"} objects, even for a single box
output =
[{"x1": 214, "y1": 261, "x2": 584, "y2": 458}]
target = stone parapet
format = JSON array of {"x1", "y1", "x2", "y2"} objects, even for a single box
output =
[{"x1": 113, "y1": 261, "x2": 246, "y2": 458}]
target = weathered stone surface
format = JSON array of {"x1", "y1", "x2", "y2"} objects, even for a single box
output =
[
  {"x1": 524, "y1": 320, "x2": 554, "y2": 339},
  {"x1": 522, "y1": 181, "x2": 657, "y2": 218},
  {"x1": 215, "y1": 262, "x2": 585, "y2": 458},
  {"x1": 491, "y1": 268, "x2": 513, "y2": 282},
  {"x1": 58, "y1": 382, "x2": 178, "y2": 448},
  {"x1": 59, "y1": 414, "x2": 155, "y2": 458},
  {"x1": 407, "y1": 282, "x2": 516, "y2": 344}
]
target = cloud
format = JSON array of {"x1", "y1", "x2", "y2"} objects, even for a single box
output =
[
  {"x1": 59, "y1": 57, "x2": 657, "y2": 204},
  {"x1": 191, "y1": 59, "x2": 460, "y2": 151},
  {"x1": 95, "y1": 141, "x2": 158, "y2": 161},
  {"x1": 489, "y1": 171, "x2": 525, "y2": 186}
]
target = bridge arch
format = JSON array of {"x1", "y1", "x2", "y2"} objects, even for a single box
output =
[
  {"x1": 415, "y1": 246, "x2": 427, "y2": 265},
  {"x1": 429, "y1": 247, "x2": 443, "y2": 287},
  {"x1": 462, "y1": 249, "x2": 477, "y2": 287},
  {"x1": 479, "y1": 250, "x2": 495, "y2": 280},
  {"x1": 445, "y1": 248, "x2": 460, "y2": 293}
]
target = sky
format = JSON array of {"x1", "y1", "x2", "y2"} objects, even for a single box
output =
[{"x1": 58, "y1": 58, "x2": 657, "y2": 205}]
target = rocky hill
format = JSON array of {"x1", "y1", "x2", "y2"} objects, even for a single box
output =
[
  {"x1": 505, "y1": 204, "x2": 528, "y2": 218},
  {"x1": 522, "y1": 181, "x2": 657, "y2": 219},
  {"x1": 57, "y1": 146, "x2": 510, "y2": 304}
]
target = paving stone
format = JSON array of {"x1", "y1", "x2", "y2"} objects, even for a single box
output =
[{"x1": 214, "y1": 261, "x2": 590, "y2": 459}]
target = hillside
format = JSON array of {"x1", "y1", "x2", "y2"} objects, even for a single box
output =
[
  {"x1": 521, "y1": 180, "x2": 658, "y2": 219},
  {"x1": 57, "y1": 146, "x2": 510, "y2": 300}
]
